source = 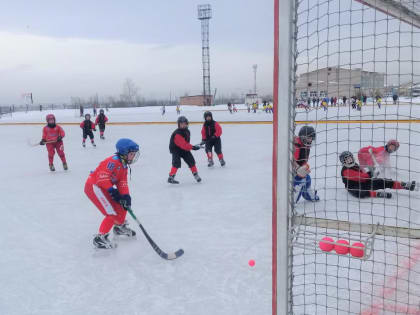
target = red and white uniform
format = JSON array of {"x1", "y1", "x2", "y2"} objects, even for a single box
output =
[
  {"x1": 84, "y1": 155, "x2": 129, "y2": 234},
  {"x1": 42, "y1": 125, "x2": 67, "y2": 165},
  {"x1": 358, "y1": 145, "x2": 388, "y2": 167}
]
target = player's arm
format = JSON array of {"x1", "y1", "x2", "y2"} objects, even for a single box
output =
[
  {"x1": 201, "y1": 126, "x2": 206, "y2": 141},
  {"x1": 92, "y1": 122, "x2": 96, "y2": 131},
  {"x1": 174, "y1": 134, "x2": 193, "y2": 151},
  {"x1": 80, "y1": 121, "x2": 84, "y2": 129},
  {"x1": 40, "y1": 127, "x2": 47, "y2": 144},
  {"x1": 95, "y1": 117, "x2": 99, "y2": 124},
  {"x1": 215, "y1": 122, "x2": 222, "y2": 137},
  {"x1": 56, "y1": 126, "x2": 65, "y2": 142}
]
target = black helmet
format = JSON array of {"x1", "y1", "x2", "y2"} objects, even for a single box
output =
[
  {"x1": 177, "y1": 116, "x2": 189, "y2": 127},
  {"x1": 298, "y1": 126, "x2": 316, "y2": 146},
  {"x1": 85, "y1": 113, "x2": 91, "y2": 120},
  {"x1": 339, "y1": 151, "x2": 355, "y2": 167},
  {"x1": 204, "y1": 111, "x2": 213, "y2": 120},
  {"x1": 100, "y1": 109, "x2": 104, "y2": 114}
]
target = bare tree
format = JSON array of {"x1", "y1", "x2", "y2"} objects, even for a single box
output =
[{"x1": 120, "y1": 78, "x2": 139, "y2": 106}]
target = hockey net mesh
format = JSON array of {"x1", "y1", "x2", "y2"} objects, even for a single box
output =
[{"x1": 289, "y1": 0, "x2": 420, "y2": 313}]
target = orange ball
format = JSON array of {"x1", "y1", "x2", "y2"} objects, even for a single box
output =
[
  {"x1": 335, "y1": 239, "x2": 350, "y2": 255},
  {"x1": 350, "y1": 242, "x2": 365, "y2": 258},
  {"x1": 319, "y1": 237, "x2": 335, "y2": 252}
]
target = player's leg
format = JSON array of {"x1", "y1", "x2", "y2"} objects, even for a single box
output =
[
  {"x1": 214, "y1": 138, "x2": 225, "y2": 166},
  {"x1": 82, "y1": 131, "x2": 88, "y2": 147},
  {"x1": 55, "y1": 142, "x2": 68, "y2": 170},
  {"x1": 100, "y1": 125, "x2": 105, "y2": 139},
  {"x1": 183, "y1": 151, "x2": 201, "y2": 182},
  {"x1": 46, "y1": 143, "x2": 56, "y2": 171},
  {"x1": 205, "y1": 140, "x2": 214, "y2": 166},
  {"x1": 89, "y1": 131, "x2": 96, "y2": 146},
  {"x1": 168, "y1": 153, "x2": 181, "y2": 184},
  {"x1": 294, "y1": 174, "x2": 319, "y2": 202}
]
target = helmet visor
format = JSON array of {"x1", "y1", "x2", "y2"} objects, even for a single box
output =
[{"x1": 127, "y1": 150, "x2": 140, "y2": 164}]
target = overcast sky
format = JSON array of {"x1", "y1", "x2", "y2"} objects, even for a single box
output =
[{"x1": 0, "y1": 0, "x2": 274, "y2": 104}]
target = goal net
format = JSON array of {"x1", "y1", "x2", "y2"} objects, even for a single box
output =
[{"x1": 274, "y1": 0, "x2": 420, "y2": 314}]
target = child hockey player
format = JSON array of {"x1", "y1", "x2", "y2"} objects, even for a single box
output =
[
  {"x1": 358, "y1": 140, "x2": 399, "y2": 177},
  {"x1": 293, "y1": 126, "x2": 319, "y2": 202},
  {"x1": 340, "y1": 151, "x2": 417, "y2": 199},
  {"x1": 85, "y1": 138, "x2": 140, "y2": 249},
  {"x1": 80, "y1": 113, "x2": 96, "y2": 147},
  {"x1": 201, "y1": 111, "x2": 225, "y2": 167},
  {"x1": 95, "y1": 109, "x2": 108, "y2": 140},
  {"x1": 168, "y1": 116, "x2": 201, "y2": 184},
  {"x1": 40, "y1": 114, "x2": 68, "y2": 171}
]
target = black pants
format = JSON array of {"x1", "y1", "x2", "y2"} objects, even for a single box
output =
[
  {"x1": 347, "y1": 178, "x2": 396, "y2": 198},
  {"x1": 99, "y1": 124, "x2": 106, "y2": 132},
  {"x1": 172, "y1": 151, "x2": 195, "y2": 168},
  {"x1": 205, "y1": 137, "x2": 222, "y2": 155},
  {"x1": 83, "y1": 130, "x2": 94, "y2": 139}
]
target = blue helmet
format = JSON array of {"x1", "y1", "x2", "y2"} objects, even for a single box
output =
[{"x1": 116, "y1": 138, "x2": 140, "y2": 164}]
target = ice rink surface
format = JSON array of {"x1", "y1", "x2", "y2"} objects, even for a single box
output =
[
  {"x1": 0, "y1": 105, "x2": 273, "y2": 315},
  {"x1": 1, "y1": 103, "x2": 420, "y2": 314}
]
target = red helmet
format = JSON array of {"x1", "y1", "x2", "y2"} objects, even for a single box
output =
[
  {"x1": 46, "y1": 114, "x2": 55, "y2": 123},
  {"x1": 386, "y1": 139, "x2": 400, "y2": 153}
]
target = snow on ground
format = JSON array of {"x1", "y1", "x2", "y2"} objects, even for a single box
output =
[{"x1": 1, "y1": 104, "x2": 419, "y2": 314}]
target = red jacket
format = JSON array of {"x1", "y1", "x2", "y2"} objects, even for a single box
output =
[
  {"x1": 201, "y1": 121, "x2": 222, "y2": 140},
  {"x1": 42, "y1": 125, "x2": 65, "y2": 142},
  {"x1": 88, "y1": 155, "x2": 129, "y2": 194},
  {"x1": 95, "y1": 115, "x2": 108, "y2": 125},
  {"x1": 80, "y1": 120, "x2": 96, "y2": 130},
  {"x1": 358, "y1": 145, "x2": 386, "y2": 166}
]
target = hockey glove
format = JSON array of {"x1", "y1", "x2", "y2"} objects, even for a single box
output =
[
  {"x1": 39, "y1": 139, "x2": 46, "y2": 145},
  {"x1": 108, "y1": 187, "x2": 122, "y2": 202},
  {"x1": 191, "y1": 145, "x2": 200, "y2": 151},
  {"x1": 296, "y1": 164, "x2": 310, "y2": 178},
  {"x1": 120, "y1": 195, "x2": 131, "y2": 209},
  {"x1": 57, "y1": 136, "x2": 62, "y2": 142},
  {"x1": 93, "y1": 128, "x2": 97, "y2": 132},
  {"x1": 200, "y1": 140, "x2": 206, "y2": 146}
]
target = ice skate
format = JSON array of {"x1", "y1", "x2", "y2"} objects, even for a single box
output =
[
  {"x1": 168, "y1": 175, "x2": 179, "y2": 184},
  {"x1": 220, "y1": 159, "x2": 226, "y2": 167},
  {"x1": 193, "y1": 173, "x2": 202, "y2": 183},
  {"x1": 49, "y1": 164, "x2": 55, "y2": 172},
  {"x1": 63, "y1": 162, "x2": 68, "y2": 170},
  {"x1": 208, "y1": 159, "x2": 214, "y2": 167},
  {"x1": 93, "y1": 233, "x2": 115, "y2": 249},
  {"x1": 402, "y1": 181, "x2": 417, "y2": 191},
  {"x1": 82, "y1": 142, "x2": 86, "y2": 148},
  {"x1": 113, "y1": 221, "x2": 136, "y2": 237},
  {"x1": 376, "y1": 192, "x2": 392, "y2": 199}
]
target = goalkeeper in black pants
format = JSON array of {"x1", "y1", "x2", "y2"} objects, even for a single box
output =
[
  {"x1": 339, "y1": 151, "x2": 418, "y2": 198},
  {"x1": 201, "y1": 111, "x2": 225, "y2": 167}
]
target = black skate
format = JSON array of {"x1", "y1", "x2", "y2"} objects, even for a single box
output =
[
  {"x1": 100, "y1": 135, "x2": 105, "y2": 140},
  {"x1": 208, "y1": 159, "x2": 214, "y2": 167},
  {"x1": 93, "y1": 233, "x2": 115, "y2": 249},
  {"x1": 220, "y1": 159, "x2": 226, "y2": 167},
  {"x1": 92, "y1": 142, "x2": 96, "y2": 147},
  {"x1": 63, "y1": 162, "x2": 68, "y2": 170},
  {"x1": 82, "y1": 142, "x2": 86, "y2": 148},
  {"x1": 49, "y1": 164, "x2": 55, "y2": 172},
  {"x1": 377, "y1": 192, "x2": 392, "y2": 199},
  {"x1": 168, "y1": 175, "x2": 179, "y2": 184},
  {"x1": 113, "y1": 221, "x2": 136, "y2": 237},
  {"x1": 193, "y1": 173, "x2": 202, "y2": 182},
  {"x1": 402, "y1": 181, "x2": 417, "y2": 191}
]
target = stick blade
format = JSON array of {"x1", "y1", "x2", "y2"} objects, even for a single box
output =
[{"x1": 164, "y1": 249, "x2": 184, "y2": 260}]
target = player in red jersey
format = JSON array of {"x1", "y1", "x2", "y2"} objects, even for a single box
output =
[
  {"x1": 80, "y1": 113, "x2": 96, "y2": 147},
  {"x1": 358, "y1": 140, "x2": 399, "y2": 177},
  {"x1": 85, "y1": 138, "x2": 140, "y2": 249},
  {"x1": 40, "y1": 114, "x2": 68, "y2": 171},
  {"x1": 201, "y1": 111, "x2": 225, "y2": 167},
  {"x1": 340, "y1": 151, "x2": 417, "y2": 199}
]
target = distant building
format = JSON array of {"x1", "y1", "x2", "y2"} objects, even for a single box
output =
[
  {"x1": 180, "y1": 95, "x2": 213, "y2": 106},
  {"x1": 296, "y1": 67, "x2": 385, "y2": 99}
]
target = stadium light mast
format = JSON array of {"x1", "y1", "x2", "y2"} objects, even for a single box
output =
[
  {"x1": 253, "y1": 64, "x2": 258, "y2": 94},
  {"x1": 197, "y1": 4, "x2": 212, "y2": 105}
]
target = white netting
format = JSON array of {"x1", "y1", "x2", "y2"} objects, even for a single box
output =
[{"x1": 288, "y1": 0, "x2": 420, "y2": 313}]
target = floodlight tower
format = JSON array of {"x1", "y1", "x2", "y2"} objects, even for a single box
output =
[
  {"x1": 197, "y1": 4, "x2": 212, "y2": 105},
  {"x1": 253, "y1": 64, "x2": 258, "y2": 94}
]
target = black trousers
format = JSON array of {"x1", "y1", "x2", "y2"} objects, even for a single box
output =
[
  {"x1": 83, "y1": 130, "x2": 94, "y2": 139},
  {"x1": 98, "y1": 124, "x2": 106, "y2": 132},
  {"x1": 205, "y1": 137, "x2": 222, "y2": 155},
  {"x1": 347, "y1": 178, "x2": 396, "y2": 198},
  {"x1": 172, "y1": 151, "x2": 195, "y2": 168}
]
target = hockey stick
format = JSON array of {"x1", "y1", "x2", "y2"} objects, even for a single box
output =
[
  {"x1": 27, "y1": 139, "x2": 57, "y2": 147},
  {"x1": 368, "y1": 148, "x2": 381, "y2": 178},
  {"x1": 125, "y1": 206, "x2": 184, "y2": 260}
]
